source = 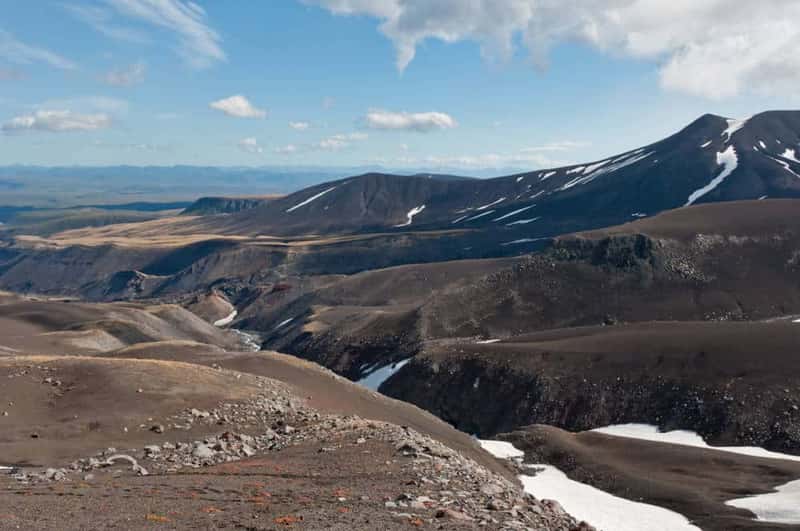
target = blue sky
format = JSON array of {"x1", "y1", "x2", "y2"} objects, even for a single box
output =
[{"x1": 0, "y1": 0, "x2": 796, "y2": 172}]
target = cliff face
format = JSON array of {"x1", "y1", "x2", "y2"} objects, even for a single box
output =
[{"x1": 182, "y1": 196, "x2": 274, "y2": 216}]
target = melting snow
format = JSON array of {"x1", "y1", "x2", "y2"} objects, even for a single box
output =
[
  {"x1": 477, "y1": 197, "x2": 506, "y2": 210},
  {"x1": 506, "y1": 217, "x2": 541, "y2": 226},
  {"x1": 700, "y1": 140, "x2": 712, "y2": 148},
  {"x1": 395, "y1": 205, "x2": 426, "y2": 227},
  {"x1": 782, "y1": 148, "x2": 800, "y2": 163},
  {"x1": 593, "y1": 424, "x2": 800, "y2": 462},
  {"x1": 214, "y1": 310, "x2": 238, "y2": 327},
  {"x1": 480, "y1": 440, "x2": 701, "y2": 531},
  {"x1": 273, "y1": 318, "x2": 294, "y2": 330},
  {"x1": 540, "y1": 171, "x2": 557, "y2": 181},
  {"x1": 286, "y1": 186, "x2": 337, "y2": 213},
  {"x1": 759, "y1": 140, "x2": 767, "y2": 149},
  {"x1": 501, "y1": 237, "x2": 545, "y2": 245},
  {"x1": 476, "y1": 338, "x2": 501, "y2": 344},
  {"x1": 726, "y1": 479, "x2": 800, "y2": 525},
  {"x1": 516, "y1": 176, "x2": 525, "y2": 183},
  {"x1": 760, "y1": 195, "x2": 769, "y2": 200},
  {"x1": 559, "y1": 151, "x2": 655, "y2": 191},
  {"x1": 566, "y1": 166, "x2": 586, "y2": 174},
  {"x1": 767, "y1": 154, "x2": 800, "y2": 179},
  {"x1": 451, "y1": 214, "x2": 470, "y2": 224},
  {"x1": 722, "y1": 117, "x2": 749, "y2": 141},
  {"x1": 631, "y1": 212, "x2": 647, "y2": 218},
  {"x1": 685, "y1": 146, "x2": 738, "y2": 206},
  {"x1": 464, "y1": 210, "x2": 496, "y2": 222},
  {"x1": 357, "y1": 359, "x2": 410, "y2": 391},
  {"x1": 493, "y1": 205, "x2": 535, "y2": 222}
]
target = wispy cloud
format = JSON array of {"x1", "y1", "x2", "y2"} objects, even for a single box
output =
[
  {"x1": 64, "y1": 4, "x2": 150, "y2": 43},
  {"x1": 103, "y1": 61, "x2": 146, "y2": 86},
  {"x1": 238, "y1": 137, "x2": 263, "y2": 154},
  {"x1": 289, "y1": 121, "x2": 310, "y2": 131},
  {"x1": 365, "y1": 109, "x2": 457, "y2": 132},
  {"x1": 210, "y1": 95, "x2": 267, "y2": 119},
  {"x1": 68, "y1": 0, "x2": 224, "y2": 69},
  {"x1": 106, "y1": 0, "x2": 225, "y2": 68},
  {"x1": 2, "y1": 110, "x2": 112, "y2": 134},
  {"x1": 0, "y1": 30, "x2": 76, "y2": 70},
  {"x1": 275, "y1": 144, "x2": 298, "y2": 155}
]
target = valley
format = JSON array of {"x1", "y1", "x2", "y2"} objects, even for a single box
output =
[{"x1": 3, "y1": 111, "x2": 800, "y2": 530}]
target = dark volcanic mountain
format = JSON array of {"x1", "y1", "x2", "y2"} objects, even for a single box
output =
[{"x1": 212, "y1": 110, "x2": 800, "y2": 239}]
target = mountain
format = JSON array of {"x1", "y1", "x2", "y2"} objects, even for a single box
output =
[
  {"x1": 210, "y1": 110, "x2": 800, "y2": 238},
  {"x1": 181, "y1": 195, "x2": 280, "y2": 216}
]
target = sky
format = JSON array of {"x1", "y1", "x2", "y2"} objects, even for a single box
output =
[{"x1": 0, "y1": 0, "x2": 798, "y2": 173}]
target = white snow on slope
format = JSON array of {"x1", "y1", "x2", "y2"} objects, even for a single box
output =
[
  {"x1": 357, "y1": 359, "x2": 410, "y2": 391},
  {"x1": 501, "y1": 237, "x2": 545, "y2": 245},
  {"x1": 451, "y1": 214, "x2": 470, "y2": 224},
  {"x1": 214, "y1": 310, "x2": 238, "y2": 327},
  {"x1": 493, "y1": 205, "x2": 535, "y2": 222},
  {"x1": 540, "y1": 171, "x2": 557, "y2": 181},
  {"x1": 479, "y1": 440, "x2": 701, "y2": 531},
  {"x1": 700, "y1": 140, "x2": 712, "y2": 148},
  {"x1": 464, "y1": 210, "x2": 496, "y2": 222},
  {"x1": 722, "y1": 117, "x2": 749, "y2": 141},
  {"x1": 506, "y1": 217, "x2": 541, "y2": 226},
  {"x1": 782, "y1": 148, "x2": 800, "y2": 163},
  {"x1": 767, "y1": 154, "x2": 800, "y2": 179},
  {"x1": 566, "y1": 166, "x2": 585, "y2": 174},
  {"x1": 559, "y1": 151, "x2": 655, "y2": 191},
  {"x1": 685, "y1": 146, "x2": 738, "y2": 206},
  {"x1": 476, "y1": 338, "x2": 501, "y2": 344},
  {"x1": 759, "y1": 140, "x2": 767, "y2": 149},
  {"x1": 726, "y1": 479, "x2": 800, "y2": 525},
  {"x1": 479, "y1": 440, "x2": 523, "y2": 460},
  {"x1": 286, "y1": 186, "x2": 337, "y2": 213},
  {"x1": 274, "y1": 318, "x2": 294, "y2": 330},
  {"x1": 477, "y1": 197, "x2": 506, "y2": 210},
  {"x1": 530, "y1": 191, "x2": 545, "y2": 200},
  {"x1": 516, "y1": 175, "x2": 525, "y2": 183},
  {"x1": 395, "y1": 205, "x2": 426, "y2": 227},
  {"x1": 592, "y1": 424, "x2": 800, "y2": 462}
]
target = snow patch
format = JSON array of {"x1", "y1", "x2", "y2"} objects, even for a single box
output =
[
  {"x1": 726, "y1": 479, "x2": 800, "y2": 525},
  {"x1": 501, "y1": 237, "x2": 545, "y2": 246},
  {"x1": 767, "y1": 154, "x2": 800, "y2": 179},
  {"x1": 516, "y1": 176, "x2": 525, "y2": 183},
  {"x1": 685, "y1": 146, "x2": 738, "y2": 206},
  {"x1": 700, "y1": 140, "x2": 712, "y2": 148},
  {"x1": 357, "y1": 359, "x2": 410, "y2": 391},
  {"x1": 566, "y1": 166, "x2": 585, "y2": 174},
  {"x1": 395, "y1": 205, "x2": 426, "y2": 227},
  {"x1": 506, "y1": 217, "x2": 541, "y2": 226},
  {"x1": 493, "y1": 205, "x2": 535, "y2": 222},
  {"x1": 781, "y1": 148, "x2": 800, "y2": 163},
  {"x1": 286, "y1": 186, "x2": 337, "y2": 213},
  {"x1": 540, "y1": 171, "x2": 557, "y2": 181},
  {"x1": 529, "y1": 191, "x2": 545, "y2": 200},
  {"x1": 480, "y1": 440, "x2": 701, "y2": 531},
  {"x1": 593, "y1": 424, "x2": 800, "y2": 462},
  {"x1": 214, "y1": 310, "x2": 238, "y2": 327},
  {"x1": 451, "y1": 214, "x2": 469, "y2": 224},
  {"x1": 477, "y1": 197, "x2": 506, "y2": 210},
  {"x1": 722, "y1": 117, "x2": 749, "y2": 141},
  {"x1": 273, "y1": 318, "x2": 294, "y2": 330},
  {"x1": 559, "y1": 151, "x2": 655, "y2": 191},
  {"x1": 464, "y1": 210, "x2": 495, "y2": 222},
  {"x1": 476, "y1": 338, "x2": 501, "y2": 344},
  {"x1": 759, "y1": 140, "x2": 767, "y2": 149}
]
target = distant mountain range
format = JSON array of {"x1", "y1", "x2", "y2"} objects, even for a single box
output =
[{"x1": 199, "y1": 110, "x2": 800, "y2": 238}]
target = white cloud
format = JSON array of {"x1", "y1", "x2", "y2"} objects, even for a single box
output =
[
  {"x1": 35, "y1": 96, "x2": 129, "y2": 115},
  {"x1": 2, "y1": 110, "x2": 112, "y2": 134},
  {"x1": 104, "y1": 62, "x2": 146, "y2": 86},
  {"x1": 308, "y1": 0, "x2": 800, "y2": 99},
  {"x1": 275, "y1": 144, "x2": 299, "y2": 155},
  {"x1": 365, "y1": 109, "x2": 457, "y2": 132},
  {"x1": 238, "y1": 137, "x2": 263, "y2": 154},
  {"x1": 0, "y1": 31, "x2": 76, "y2": 70},
  {"x1": 76, "y1": 0, "x2": 225, "y2": 68},
  {"x1": 316, "y1": 133, "x2": 361, "y2": 151},
  {"x1": 209, "y1": 95, "x2": 267, "y2": 118},
  {"x1": 521, "y1": 141, "x2": 590, "y2": 153},
  {"x1": 289, "y1": 121, "x2": 310, "y2": 130}
]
